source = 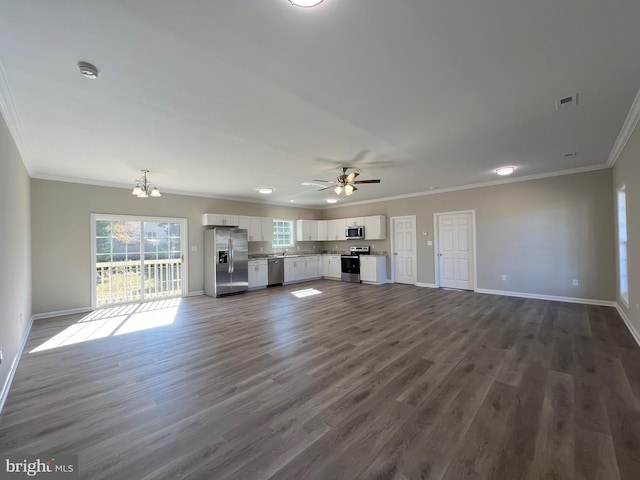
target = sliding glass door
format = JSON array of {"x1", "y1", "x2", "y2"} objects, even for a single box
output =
[{"x1": 92, "y1": 215, "x2": 187, "y2": 307}]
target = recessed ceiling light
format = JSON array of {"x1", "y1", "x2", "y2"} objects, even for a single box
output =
[
  {"x1": 257, "y1": 187, "x2": 274, "y2": 194},
  {"x1": 496, "y1": 166, "x2": 515, "y2": 176},
  {"x1": 77, "y1": 61, "x2": 99, "y2": 79},
  {"x1": 289, "y1": 0, "x2": 324, "y2": 7},
  {"x1": 290, "y1": 200, "x2": 295, "y2": 203},
  {"x1": 326, "y1": 198, "x2": 338, "y2": 204}
]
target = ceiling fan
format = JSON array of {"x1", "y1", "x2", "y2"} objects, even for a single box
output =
[{"x1": 312, "y1": 167, "x2": 381, "y2": 196}]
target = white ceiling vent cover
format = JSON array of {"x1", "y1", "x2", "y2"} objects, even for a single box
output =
[{"x1": 556, "y1": 93, "x2": 579, "y2": 110}]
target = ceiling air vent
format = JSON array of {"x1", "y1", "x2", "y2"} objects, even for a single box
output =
[{"x1": 556, "y1": 93, "x2": 579, "y2": 110}]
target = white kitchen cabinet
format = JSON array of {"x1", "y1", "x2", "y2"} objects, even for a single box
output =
[
  {"x1": 316, "y1": 220, "x2": 328, "y2": 241},
  {"x1": 235, "y1": 216, "x2": 273, "y2": 242},
  {"x1": 261, "y1": 217, "x2": 274, "y2": 242},
  {"x1": 346, "y1": 217, "x2": 365, "y2": 227},
  {"x1": 284, "y1": 257, "x2": 305, "y2": 282},
  {"x1": 238, "y1": 215, "x2": 251, "y2": 234},
  {"x1": 327, "y1": 218, "x2": 347, "y2": 241},
  {"x1": 305, "y1": 255, "x2": 320, "y2": 279},
  {"x1": 323, "y1": 254, "x2": 341, "y2": 279},
  {"x1": 364, "y1": 215, "x2": 387, "y2": 240},
  {"x1": 248, "y1": 259, "x2": 268, "y2": 289},
  {"x1": 296, "y1": 219, "x2": 318, "y2": 242},
  {"x1": 202, "y1": 213, "x2": 240, "y2": 227},
  {"x1": 284, "y1": 255, "x2": 321, "y2": 283},
  {"x1": 360, "y1": 256, "x2": 387, "y2": 284}
]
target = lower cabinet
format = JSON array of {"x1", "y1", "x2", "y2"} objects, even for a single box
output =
[
  {"x1": 323, "y1": 255, "x2": 342, "y2": 279},
  {"x1": 248, "y1": 259, "x2": 268, "y2": 289},
  {"x1": 284, "y1": 256, "x2": 321, "y2": 283},
  {"x1": 360, "y1": 256, "x2": 387, "y2": 285}
]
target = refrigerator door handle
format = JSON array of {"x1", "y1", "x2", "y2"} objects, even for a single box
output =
[{"x1": 229, "y1": 238, "x2": 234, "y2": 274}]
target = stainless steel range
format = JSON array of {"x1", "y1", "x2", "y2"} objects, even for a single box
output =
[{"x1": 341, "y1": 245, "x2": 371, "y2": 283}]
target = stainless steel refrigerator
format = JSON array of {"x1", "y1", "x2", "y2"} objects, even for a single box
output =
[{"x1": 204, "y1": 228, "x2": 248, "y2": 297}]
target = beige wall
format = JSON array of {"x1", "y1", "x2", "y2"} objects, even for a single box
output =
[
  {"x1": 31, "y1": 167, "x2": 616, "y2": 315},
  {"x1": 0, "y1": 113, "x2": 31, "y2": 403},
  {"x1": 30, "y1": 180, "x2": 320, "y2": 315},
  {"x1": 613, "y1": 120, "x2": 640, "y2": 338},
  {"x1": 324, "y1": 169, "x2": 615, "y2": 301}
]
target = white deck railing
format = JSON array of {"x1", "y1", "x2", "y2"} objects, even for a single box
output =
[{"x1": 96, "y1": 259, "x2": 183, "y2": 306}]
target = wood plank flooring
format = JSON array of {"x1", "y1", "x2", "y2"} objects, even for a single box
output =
[{"x1": 1, "y1": 280, "x2": 639, "y2": 479}]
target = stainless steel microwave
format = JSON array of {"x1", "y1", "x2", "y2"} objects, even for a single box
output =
[{"x1": 345, "y1": 226, "x2": 365, "y2": 240}]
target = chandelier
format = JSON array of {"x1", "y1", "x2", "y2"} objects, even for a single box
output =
[{"x1": 131, "y1": 170, "x2": 161, "y2": 198}]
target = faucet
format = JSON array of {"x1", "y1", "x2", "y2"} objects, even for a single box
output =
[{"x1": 282, "y1": 249, "x2": 289, "y2": 256}]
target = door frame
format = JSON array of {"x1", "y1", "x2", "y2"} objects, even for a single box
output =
[
  {"x1": 90, "y1": 213, "x2": 189, "y2": 308},
  {"x1": 390, "y1": 215, "x2": 417, "y2": 284},
  {"x1": 433, "y1": 210, "x2": 477, "y2": 290}
]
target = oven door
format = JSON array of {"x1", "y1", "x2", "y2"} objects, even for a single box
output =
[{"x1": 341, "y1": 255, "x2": 361, "y2": 283}]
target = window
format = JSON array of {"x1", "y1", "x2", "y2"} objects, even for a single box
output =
[
  {"x1": 617, "y1": 185, "x2": 629, "y2": 305},
  {"x1": 272, "y1": 219, "x2": 294, "y2": 248}
]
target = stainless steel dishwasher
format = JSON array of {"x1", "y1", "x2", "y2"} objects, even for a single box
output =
[{"x1": 267, "y1": 257, "x2": 284, "y2": 286}]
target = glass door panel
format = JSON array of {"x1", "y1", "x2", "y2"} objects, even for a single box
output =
[{"x1": 94, "y1": 216, "x2": 186, "y2": 307}]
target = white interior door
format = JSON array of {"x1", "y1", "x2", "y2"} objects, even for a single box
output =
[
  {"x1": 436, "y1": 211, "x2": 475, "y2": 290},
  {"x1": 392, "y1": 216, "x2": 417, "y2": 284}
]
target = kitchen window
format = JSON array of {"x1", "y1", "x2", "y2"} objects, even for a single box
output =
[{"x1": 272, "y1": 219, "x2": 294, "y2": 248}]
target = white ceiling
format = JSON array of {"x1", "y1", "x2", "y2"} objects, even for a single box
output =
[{"x1": 1, "y1": 0, "x2": 639, "y2": 206}]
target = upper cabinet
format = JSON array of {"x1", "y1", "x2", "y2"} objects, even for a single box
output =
[
  {"x1": 202, "y1": 214, "x2": 239, "y2": 227},
  {"x1": 204, "y1": 214, "x2": 273, "y2": 242},
  {"x1": 326, "y1": 218, "x2": 347, "y2": 241},
  {"x1": 346, "y1": 217, "x2": 365, "y2": 227},
  {"x1": 296, "y1": 219, "x2": 318, "y2": 242},
  {"x1": 316, "y1": 220, "x2": 328, "y2": 241},
  {"x1": 364, "y1": 215, "x2": 387, "y2": 240}
]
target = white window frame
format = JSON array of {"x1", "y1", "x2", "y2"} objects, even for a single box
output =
[
  {"x1": 616, "y1": 184, "x2": 629, "y2": 306},
  {"x1": 272, "y1": 219, "x2": 294, "y2": 248},
  {"x1": 90, "y1": 214, "x2": 188, "y2": 308}
]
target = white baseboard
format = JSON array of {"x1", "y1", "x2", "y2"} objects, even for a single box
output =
[
  {"x1": 416, "y1": 282, "x2": 438, "y2": 288},
  {"x1": 474, "y1": 288, "x2": 616, "y2": 307},
  {"x1": 188, "y1": 290, "x2": 204, "y2": 297},
  {"x1": 0, "y1": 316, "x2": 34, "y2": 414},
  {"x1": 616, "y1": 303, "x2": 640, "y2": 348},
  {"x1": 32, "y1": 306, "x2": 93, "y2": 321}
]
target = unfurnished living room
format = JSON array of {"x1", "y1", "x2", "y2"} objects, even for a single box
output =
[{"x1": 1, "y1": 1, "x2": 640, "y2": 479}]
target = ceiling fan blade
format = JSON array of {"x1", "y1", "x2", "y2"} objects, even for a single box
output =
[
  {"x1": 317, "y1": 186, "x2": 333, "y2": 191},
  {"x1": 351, "y1": 150, "x2": 370, "y2": 164},
  {"x1": 352, "y1": 179, "x2": 381, "y2": 184},
  {"x1": 346, "y1": 171, "x2": 359, "y2": 182},
  {"x1": 311, "y1": 179, "x2": 334, "y2": 183}
]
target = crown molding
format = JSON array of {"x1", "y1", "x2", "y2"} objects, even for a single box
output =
[
  {"x1": 0, "y1": 60, "x2": 31, "y2": 174},
  {"x1": 31, "y1": 173, "x2": 324, "y2": 209},
  {"x1": 607, "y1": 87, "x2": 640, "y2": 167},
  {"x1": 322, "y1": 163, "x2": 610, "y2": 209}
]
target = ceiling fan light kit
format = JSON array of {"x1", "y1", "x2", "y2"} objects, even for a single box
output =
[{"x1": 314, "y1": 167, "x2": 381, "y2": 198}]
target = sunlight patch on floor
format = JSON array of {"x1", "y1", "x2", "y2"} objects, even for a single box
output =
[
  {"x1": 30, "y1": 298, "x2": 181, "y2": 353},
  {"x1": 291, "y1": 288, "x2": 322, "y2": 298}
]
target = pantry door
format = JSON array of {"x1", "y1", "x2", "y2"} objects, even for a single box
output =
[{"x1": 435, "y1": 211, "x2": 475, "y2": 290}]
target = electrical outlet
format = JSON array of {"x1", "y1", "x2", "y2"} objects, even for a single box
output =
[
  {"x1": 191, "y1": 245, "x2": 197, "y2": 252},
  {"x1": 501, "y1": 275, "x2": 507, "y2": 281},
  {"x1": 259, "y1": 247, "x2": 263, "y2": 252},
  {"x1": 427, "y1": 240, "x2": 433, "y2": 246},
  {"x1": 572, "y1": 279, "x2": 579, "y2": 286}
]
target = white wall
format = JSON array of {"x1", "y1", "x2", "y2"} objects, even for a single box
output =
[{"x1": 0, "y1": 112, "x2": 32, "y2": 408}]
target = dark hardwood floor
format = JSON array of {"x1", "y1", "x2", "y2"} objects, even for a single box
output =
[{"x1": 1, "y1": 280, "x2": 639, "y2": 479}]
